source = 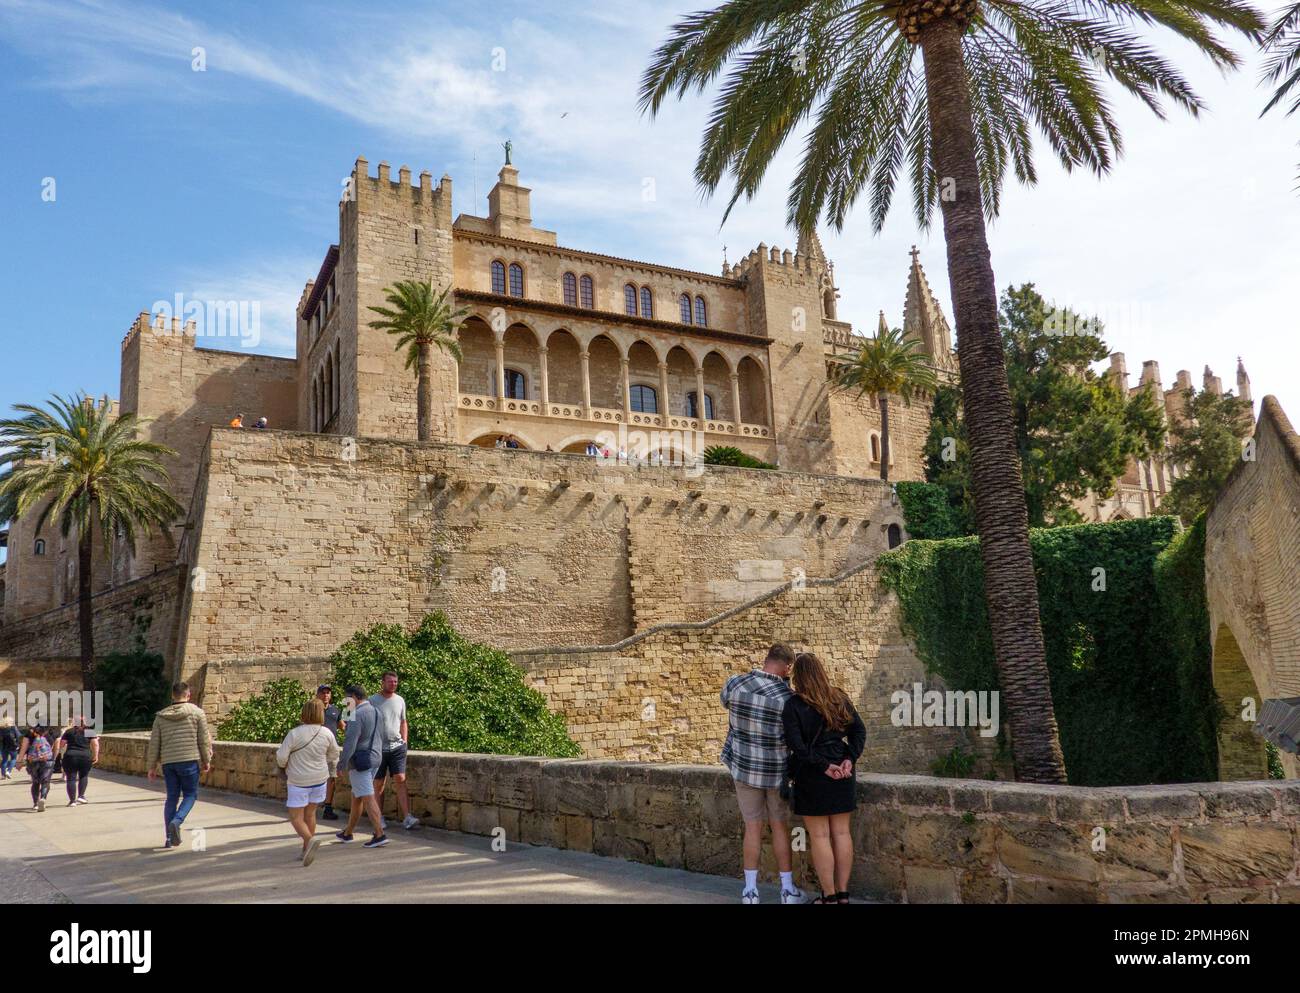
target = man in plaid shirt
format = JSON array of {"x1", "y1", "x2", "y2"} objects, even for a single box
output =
[{"x1": 720, "y1": 643, "x2": 804, "y2": 904}]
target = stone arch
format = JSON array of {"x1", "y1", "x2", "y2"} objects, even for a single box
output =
[
  {"x1": 467, "y1": 431, "x2": 535, "y2": 451},
  {"x1": 501, "y1": 323, "x2": 539, "y2": 399},
  {"x1": 544, "y1": 328, "x2": 583, "y2": 407},
  {"x1": 457, "y1": 316, "x2": 496, "y2": 396},
  {"x1": 586, "y1": 333, "x2": 622, "y2": 410},
  {"x1": 627, "y1": 339, "x2": 660, "y2": 414},
  {"x1": 1212, "y1": 622, "x2": 1270, "y2": 780},
  {"x1": 665, "y1": 344, "x2": 697, "y2": 418},
  {"x1": 701, "y1": 350, "x2": 733, "y2": 422},
  {"x1": 737, "y1": 354, "x2": 767, "y2": 425}
]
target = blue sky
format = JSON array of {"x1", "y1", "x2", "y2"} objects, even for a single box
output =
[{"x1": 1, "y1": 0, "x2": 1297, "y2": 425}]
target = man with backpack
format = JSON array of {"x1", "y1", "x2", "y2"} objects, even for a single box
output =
[
  {"x1": 334, "y1": 685, "x2": 387, "y2": 848},
  {"x1": 17, "y1": 723, "x2": 54, "y2": 811}
]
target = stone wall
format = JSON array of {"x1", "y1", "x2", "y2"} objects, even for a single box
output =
[
  {"x1": 95, "y1": 734, "x2": 1300, "y2": 903},
  {"x1": 196, "y1": 657, "x2": 333, "y2": 722},
  {"x1": 514, "y1": 558, "x2": 989, "y2": 774},
  {"x1": 174, "y1": 429, "x2": 905, "y2": 680},
  {"x1": 1206, "y1": 396, "x2": 1300, "y2": 779},
  {"x1": 0, "y1": 567, "x2": 184, "y2": 662},
  {"x1": 0, "y1": 657, "x2": 83, "y2": 695}
]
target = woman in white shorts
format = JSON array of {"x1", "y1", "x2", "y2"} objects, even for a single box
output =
[{"x1": 276, "y1": 699, "x2": 340, "y2": 866}]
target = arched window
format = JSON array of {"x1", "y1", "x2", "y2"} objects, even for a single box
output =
[
  {"x1": 694, "y1": 296, "x2": 707, "y2": 327},
  {"x1": 640, "y1": 286, "x2": 653, "y2": 318},
  {"x1": 686, "y1": 391, "x2": 714, "y2": 420},
  {"x1": 491, "y1": 260, "x2": 506, "y2": 295},
  {"x1": 502, "y1": 368, "x2": 527, "y2": 400},
  {"x1": 311, "y1": 375, "x2": 319, "y2": 431},
  {"x1": 870, "y1": 434, "x2": 881, "y2": 463},
  {"x1": 629, "y1": 384, "x2": 658, "y2": 414},
  {"x1": 624, "y1": 284, "x2": 638, "y2": 316},
  {"x1": 34, "y1": 538, "x2": 46, "y2": 556},
  {"x1": 679, "y1": 294, "x2": 692, "y2": 324},
  {"x1": 887, "y1": 523, "x2": 903, "y2": 549},
  {"x1": 579, "y1": 275, "x2": 594, "y2": 309},
  {"x1": 508, "y1": 263, "x2": 524, "y2": 298},
  {"x1": 333, "y1": 341, "x2": 341, "y2": 415},
  {"x1": 562, "y1": 272, "x2": 578, "y2": 307}
]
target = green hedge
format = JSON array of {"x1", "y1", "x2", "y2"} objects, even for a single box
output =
[
  {"x1": 879, "y1": 516, "x2": 1219, "y2": 785},
  {"x1": 218, "y1": 612, "x2": 580, "y2": 757},
  {"x1": 703, "y1": 445, "x2": 777, "y2": 470},
  {"x1": 895, "y1": 481, "x2": 969, "y2": 540}
]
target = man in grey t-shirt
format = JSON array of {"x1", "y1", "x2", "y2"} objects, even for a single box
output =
[{"x1": 369, "y1": 671, "x2": 418, "y2": 830}]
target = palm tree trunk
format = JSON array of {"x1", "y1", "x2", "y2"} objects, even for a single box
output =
[
  {"x1": 879, "y1": 395, "x2": 891, "y2": 482},
  {"x1": 77, "y1": 529, "x2": 96, "y2": 693},
  {"x1": 919, "y1": 19, "x2": 1067, "y2": 784},
  {"x1": 416, "y1": 341, "x2": 433, "y2": 441}
]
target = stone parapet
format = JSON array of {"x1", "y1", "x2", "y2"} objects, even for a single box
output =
[{"x1": 96, "y1": 735, "x2": 1300, "y2": 903}]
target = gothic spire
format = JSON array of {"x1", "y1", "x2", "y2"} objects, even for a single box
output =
[{"x1": 902, "y1": 245, "x2": 955, "y2": 367}]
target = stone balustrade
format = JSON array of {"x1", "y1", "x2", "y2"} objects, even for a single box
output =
[
  {"x1": 457, "y1": 392, "x2": 771, "y2": 440},
  {"x1": 95, "y1": 733, "x2": 1300, "y2": 903}
]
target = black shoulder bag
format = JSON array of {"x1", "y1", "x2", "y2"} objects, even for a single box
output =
[{"x1": 778, "y1": 709, "x2": 825, "y2": 803}]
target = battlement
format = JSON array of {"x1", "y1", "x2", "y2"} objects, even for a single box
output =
[
  {"x1": 121, "y1": 310, "x2": 198, "y2": 347},
  {"x1": 724, "y1": 241, "x2": 817, "y2": 280},
  {"x1": 346, "y1": 155, "x2": 451, "y2": 207}
]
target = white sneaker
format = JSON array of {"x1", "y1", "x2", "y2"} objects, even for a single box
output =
[
  {"x1": 402, "y1": 814, "x2": 420, "y2": 830},
  {"x1": 741, "y1": 889, "x2": 760, "y2": 905},
  {"x1": 780, "y1": 885, "x2": 807, "y2": 905},
  {"x1": 37, "y1": 798, "x2": 45, "y2": 812},
  {"x1": 75, "y1": 797, "x2": 88, "y2": 805}
]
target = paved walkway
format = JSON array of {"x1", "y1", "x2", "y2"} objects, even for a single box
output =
[{"x1": 0, "y1": 769, "x2": 765, "y2": 904}]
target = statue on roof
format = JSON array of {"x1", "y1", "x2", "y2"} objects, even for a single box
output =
[{"x1": 503, "y1": 140, "x2": 513, "y2": 166}]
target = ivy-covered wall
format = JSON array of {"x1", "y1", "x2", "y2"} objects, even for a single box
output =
[{"x1": 878, "y1": 516, "x2": 1221, "y2": 786}]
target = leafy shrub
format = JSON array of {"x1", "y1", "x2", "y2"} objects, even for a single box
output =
[
  {"x1": 895, "y1": 481, "x2": 969, "y2": 539},
  {"x1": 218, "y1": 679, "x2": 315, "y2": 744},
  {"x1": 703, "y1": 445, "x2": 776, "y2": 470},
  {"x1": 219, "y1": 613, "x2": 580, "y2": 758},
  {"x1": 96, "y1": 648, "x2": 170, "y2": 730}
]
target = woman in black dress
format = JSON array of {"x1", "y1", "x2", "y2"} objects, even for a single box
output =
[{"x1": 782, "y1": 652, "x2": 866, "y2": 904}]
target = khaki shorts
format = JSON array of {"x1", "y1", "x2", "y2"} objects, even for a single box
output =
[{"x1": 734, "y1": 780, "x2": 791, "y2": 824}]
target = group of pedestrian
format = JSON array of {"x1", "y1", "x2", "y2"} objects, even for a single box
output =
[
  {"x1": 2, "y1": 716, "x2": 101, "y2": 811},
  {"x1": 228, "y1": 413, "x2": 269, "y2": 429},
  {"x1": 493, "y1": 434, "x2": 521, "y2": 449},
  {"x1": 272, "y1": 673, "x2": 419, "y2": 865},
  {"x1": 720, "y1": 644, "x2": 866, "y2": 904}
]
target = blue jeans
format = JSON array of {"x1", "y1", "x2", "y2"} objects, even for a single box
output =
[
  {"x1": 0, "y1": 747, "x2": 15, "y2": 776},
  {"x1": 163, "y1": 761, "x2": 200, "y2": 833}
]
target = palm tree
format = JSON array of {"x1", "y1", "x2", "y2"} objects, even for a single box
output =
[
  {"x1": 0, "y1": 395, "x2": 181, "y2": 692},
  {"x1": 1262, "y1": 3, "x2": 1300, "y2": 176},
  {"x1": 831, "y1": 325, "x2": 938, "y2": 481},
  {"x1": 368, "y1": 280, "x2": 468, "y2": 441},
  {"x1": 641, "y1": 0, "x2": 1262, "y2": 783}
]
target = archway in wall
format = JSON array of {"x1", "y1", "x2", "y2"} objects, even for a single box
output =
[
  {"x1": 1212, "y1": 622, "x2": 1270, "y2": 780},
  {"x1": 468, "y1": 432, "x2": 531, "y2": 450},
  {"x1": 546, "y1": 329, "x2": 583, "y2": 407},
  {"x1": 587, "y1": 334, "x2": 622, "y2": 410},
  {"x1": 458, "y1": 317, "x2": 496, "y2": 396},
  {"x1": 701, "y1": 351, "x2": 733, "y2": 422},
  {"x1": 738, "y1": 354, "x2": 767, "y2": 425}
]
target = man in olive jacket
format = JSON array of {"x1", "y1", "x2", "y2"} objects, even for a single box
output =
[{"x1": 146, "y1": 682, "x2": 213, "y2": 850}]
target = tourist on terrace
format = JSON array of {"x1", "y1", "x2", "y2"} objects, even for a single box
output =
[
  {"x1": 720, "y1": 643, "x2": 805, "y2": 905},
  {"x1": 16, "y1": 723, "x2": 54, "y2": 811},
  {"x1": 276, "y1": 698, "x2": 340, "y2": 867},
  {"x1": 255, "y1": 416, "x2": 268, "y2": 429},
  {"x1": 230, "y1": 413, "x2": 244, "y2": 429},
  {"x1": 146, "y1": 681, "x2": 213, "y2": 850},
  {"x1": 335, "y1": 685, "x2": 387, "y2": 848},
  {"x1": 781, "y1": 652, "x2": 866, "y2": 904},
  {"x1": 57, "y1": 716, "x2": 98, "y2": 805}
]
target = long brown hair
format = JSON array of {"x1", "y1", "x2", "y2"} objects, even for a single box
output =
[{"x1": 791, "y1": 652, "x2": 853, "y2": 730}]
